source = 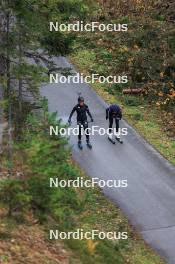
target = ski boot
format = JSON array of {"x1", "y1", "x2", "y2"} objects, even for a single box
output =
[
  {"x1": 86, "y1": 140, "x2": 92, "y2": 149},
  {"x1": 108, "y1": 134, "x2": 115, "y2": 144}
]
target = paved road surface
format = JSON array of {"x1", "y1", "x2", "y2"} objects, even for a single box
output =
[{"x1": 41, "y1": 57, "x2": 175, "y2": 264}]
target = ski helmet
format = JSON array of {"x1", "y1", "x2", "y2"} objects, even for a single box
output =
[{"x1": 78, "y1": 96, "x2": 84, "y2": 103}]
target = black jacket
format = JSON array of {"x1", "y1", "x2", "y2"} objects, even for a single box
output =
[{"x1": 69, "y1": 104, "x2": 93, "y2": 122}]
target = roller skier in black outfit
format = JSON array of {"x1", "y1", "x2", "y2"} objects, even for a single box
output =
[
  {"x1": 68, "y1": 96, "x2": 93, "y2": 149},
  {"x1": 106, "y1": 104, "x2": 123, "y2": 144}
]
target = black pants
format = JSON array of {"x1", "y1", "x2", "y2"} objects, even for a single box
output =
[
  {"x1": 78, "y1": 121, "x2": 89, "y2": 142},
  {"x1": 109, "y1": 117, "x2": 119, "y2": 134}
]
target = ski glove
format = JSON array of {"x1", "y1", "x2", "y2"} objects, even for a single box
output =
[
  {"x1": 68, "y1": 118, "x2": 72, "y2": 125},
  {"x1": 91, "y1": 118, "x2": 94, "y2": 122}
]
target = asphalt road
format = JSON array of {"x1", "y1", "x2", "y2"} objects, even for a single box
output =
[{"x1": 41, "y1": 56, "x2": 175, "y2": 264}]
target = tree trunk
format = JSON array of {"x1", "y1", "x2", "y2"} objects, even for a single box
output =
[{"x1": 6, "y1": 9, "x2": 13, "y2": 174}]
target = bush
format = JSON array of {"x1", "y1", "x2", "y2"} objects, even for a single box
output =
[
  {"x1": 0, "y1": 179, "x2": 32, "y2": 218},
  {"x1": 0, "y1": 104, "x2": 85, "y2": 226},
  {"x1": 133, "y1": 112, "x2": 144, "y2": 121},
  {"x1": 123, "y1": 96, "x2": 141, "y2": 106}
]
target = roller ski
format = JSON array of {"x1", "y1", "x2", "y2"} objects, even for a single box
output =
[
  {"x1": 86, "y1": 140, "x2": 92, "y2": 149},
  {"x1": 115, "y1": 136, "x2": 123, "y2": 144},
  {"x1": 108, "y1": 134, "x2": 115, "y2": 144},
  {"x1": 78, "y1": 141, "x2": 83, "y2": 150}
]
